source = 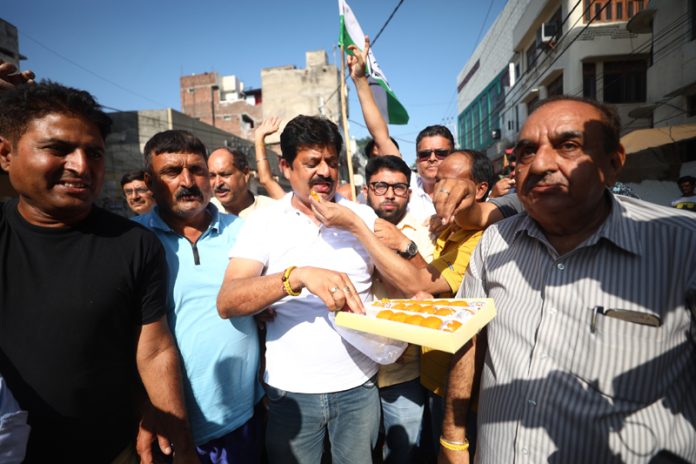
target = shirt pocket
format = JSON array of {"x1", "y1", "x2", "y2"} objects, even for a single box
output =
[{"x1": 568, "y1": 305, "x2": 670, "y2": 404}]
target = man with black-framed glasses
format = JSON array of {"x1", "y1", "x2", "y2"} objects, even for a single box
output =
[
  {"x1": 121, "y1": 169, "x2": 155, "y2": 215},
  {"x1": 363, "y1": 155, "x2": 435, "y2": 463}
]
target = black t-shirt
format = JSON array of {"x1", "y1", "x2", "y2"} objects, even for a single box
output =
[{"x1": 0, "y1": 199, "x2": 168, "y2": 463}]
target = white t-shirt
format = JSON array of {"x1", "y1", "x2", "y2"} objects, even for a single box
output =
[
  {"x1": 229, "y1": 193, "x2": 379, "y2": 393},
  {"x1": 408, "y1": 174, "x2": 436, "y2": 225}
]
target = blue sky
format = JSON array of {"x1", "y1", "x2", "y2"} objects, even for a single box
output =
[{"x1": 3, "y1": 0, "x2": 504, "y2": 163}]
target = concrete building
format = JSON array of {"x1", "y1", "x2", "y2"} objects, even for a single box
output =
[
  {"x1": 0, "y1": 18, "x2": 26, "y2": 201},
  {"x1": 456, "y1": 0, "x2": 653, "y2": 169},
  {"x1": 456, "y1": 0, "x2": 534, "y2": 170},
  {"x1": 0, "y1": 19, "x2": 25, "y2": 67},
  {"x1": 261, "y1": 50, "x2": 341, "y2": 145},
  {"x1": 100, "y1": 108, "x2": 284, "y2": 216},
  {"x1": 180, "y1": 72, "x2": 263, "y2": 141},
  {"x1": 617, "y1": 0, "x2": 696, "y2": 204}
]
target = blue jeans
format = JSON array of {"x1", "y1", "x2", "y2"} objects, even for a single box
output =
[
  {"x1": 265, "y1": 378, "x2": 380, "y2": 464},
  {"x1": 380, "y1": 378, "x2": 425, "y2": 463}
]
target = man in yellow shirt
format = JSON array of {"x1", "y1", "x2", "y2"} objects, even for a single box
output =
[{"x1": 311, "y1": 150, "x2": 493, "y2": 460}]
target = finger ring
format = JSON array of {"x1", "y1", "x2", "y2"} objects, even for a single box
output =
[
  {"x1": 439, "y1": 189, "x2": 450, "y2": 194},
  {"x1": 330, "y1": 286, "x2": 339, "y2": 294},
  {"x1": 344, "y1": 286, "x2": 351, "y2": 293}
]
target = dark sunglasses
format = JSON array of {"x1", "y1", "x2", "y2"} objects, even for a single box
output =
[
  {"x1": 368, "y1": 181, "x2": 409, "y2": 197},
  {"x1": 416, "y1": 149, "x2": 451, "y2": 160}
]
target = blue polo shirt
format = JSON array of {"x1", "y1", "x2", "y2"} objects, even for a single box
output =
[{"x1": 134, "y1": 205, "x2": 261, "y2": 445}]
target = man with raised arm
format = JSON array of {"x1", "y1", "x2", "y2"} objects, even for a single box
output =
[
  {"x1": 310, "y1": 150, "x2": 493, "y2": 459},
  {"x1": 347, "y1": 37, "x2": 453, "y2": 224},
  {"x1": 0, "y1": 80, "x2": 195, "y2": 463},
  {"x1": 254, "y1": 116, "x2": 287, "y2": 200},
  {"x1": 217, "y1": 115, "x2": 380, "y2": 464}
]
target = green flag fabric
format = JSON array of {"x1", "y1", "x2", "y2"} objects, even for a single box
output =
[{"x1": 338, "y1": 0, "x2": 409, "y2": 125}]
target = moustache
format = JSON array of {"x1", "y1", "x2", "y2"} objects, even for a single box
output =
[
  {"x1": 175, "y1": 186, "x2": 203, "y2": 200},
  {"x1": 214, "y1": 185, "x2": 230, "y2": 194},
  {"x1": 310, "y1": 177, "x2": 334, "y2": 187},
  {"x1": 520, "y1": 172, "x2": 566, "y2": 194}
]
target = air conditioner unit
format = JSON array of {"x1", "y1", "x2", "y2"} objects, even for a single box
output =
[{"x1": 540, "y1": 22, "x2": 559, "y2": 43}]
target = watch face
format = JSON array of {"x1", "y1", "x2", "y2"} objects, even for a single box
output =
[{"x1": 406, "y1": 241, "x2": 418, "y2": 256}]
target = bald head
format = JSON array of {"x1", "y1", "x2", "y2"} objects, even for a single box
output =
[
  {"x1": 208, "y1": 148, "x2": 252, "y2": 212},
  {"x1": 435, "y1": 150, "x2": 494, "y2": 203}
]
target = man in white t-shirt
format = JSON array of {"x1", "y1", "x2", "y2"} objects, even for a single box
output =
[{"x1": 217, "y1": 115, "x2": 380, "y2": 464}]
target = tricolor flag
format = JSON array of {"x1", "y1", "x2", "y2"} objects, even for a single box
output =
[{"x1": 338, "y1": 0, "x2": 409, "y2": 125}]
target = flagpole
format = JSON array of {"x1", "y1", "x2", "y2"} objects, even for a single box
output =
[{"x1": 339, "y1": 45, "x2": 356, "y2": 201}]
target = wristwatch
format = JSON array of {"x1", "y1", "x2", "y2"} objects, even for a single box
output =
[{"x1": 398, "y1": 240, "x2": 418, "y2": 259}]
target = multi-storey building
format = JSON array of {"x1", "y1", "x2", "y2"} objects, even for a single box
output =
[
  {"x1": 180, "y1": 72, "x2": 263, "y2": 141},
  {"x1": 456, "y1": 0, "x2": 652, "y2": 170}
]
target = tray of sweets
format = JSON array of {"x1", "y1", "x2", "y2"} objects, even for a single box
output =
[{"x1": 335, "y1": 298, "x2": 495, "y2": 354}]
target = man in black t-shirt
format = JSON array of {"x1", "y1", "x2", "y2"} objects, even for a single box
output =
[{"x1": 0, "y1": 79, "x2": 196, "y2": 463}]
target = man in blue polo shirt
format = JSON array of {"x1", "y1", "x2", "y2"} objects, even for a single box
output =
[{"x1": 134, "y1": 129, "x2": 262, "y2": 463}]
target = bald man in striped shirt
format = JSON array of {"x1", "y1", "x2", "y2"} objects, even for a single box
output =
[{"x1": 440, "y1": 96, "x2": 696, "y2": 464}]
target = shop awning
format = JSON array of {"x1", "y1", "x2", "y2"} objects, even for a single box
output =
[{"x1": 620, "y1": 124, "x2": 696, "y2": 154}]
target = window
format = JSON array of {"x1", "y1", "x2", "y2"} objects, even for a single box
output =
[
  {"x1": 584, "y1": 0, "x2": 643, "y2": 22},
  {"x1": 583, "y1": 63, "x2": 597, "y2": 99},
  {"x1": 547, "y1": 74, "x2": 564, "y2": 97},
  {"x1": 603, "y1": 60, "x2": 647, "y2": 103},
  {"x1": 691, "y1": 0, "x2": 696, "y2": 40},
  {"x1": 526, "y1": 44, "x2": 537, "y2": 70},
  {"x1": 222, "y1": 115, "x2": 232, "y2": 121},
  {"x1": 527, "y1": 95, "x2": 540, "y2": 114},
  {"x1": 687, "y1": 95, "x2": 696, "y2": 117}
]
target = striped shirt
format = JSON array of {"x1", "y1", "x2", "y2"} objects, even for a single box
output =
[{"x1": 457, "y1": 193, "x2": 696, "y2": 463}]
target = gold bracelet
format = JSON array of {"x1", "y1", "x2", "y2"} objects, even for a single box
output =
[
  {"x1": 439, "y1": 436, "x2": 469, "y2": 452},
  {"x1": 282, "y1": 266, "x2": 301, "y2": 296}
]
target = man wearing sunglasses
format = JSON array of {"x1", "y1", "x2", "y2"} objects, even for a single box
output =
[
  {"x1": 411, "y1": 125, "x2": 455, "y2": 223},
  {"x1": 347, "y1": 36, "x2": 453, "y2": 225}
]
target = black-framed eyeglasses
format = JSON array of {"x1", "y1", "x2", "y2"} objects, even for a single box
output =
[
  {"x1": 416, "y1": 149, "x2": 451, "y2": 160},
  {"x1": 368, "y1": 181, "x2": 409, "y2": 197},
  {"x1": 123, "y1": 187, "x2": 150, "y2": 197}
]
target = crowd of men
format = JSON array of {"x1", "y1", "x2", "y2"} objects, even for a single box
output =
[{"x1": 0, "y1": 39, "x2": 695, "y2": 464}]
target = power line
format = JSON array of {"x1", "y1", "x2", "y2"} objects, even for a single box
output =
[
  {"x1": 371, "y1": 0, "x2": 406, "y2": 48},
  {"x1": 441, "y1": 0, "x2": 497, "y2": 123},
  {"x1": 460, "y1": 0, "x2": 606, "y2": 144},
  {"x1": 20, "y1": 32, "x2": 167, "y2": 108},
  {"x1": 326, "y1": 0, "x2": 408, "y2": 116}
]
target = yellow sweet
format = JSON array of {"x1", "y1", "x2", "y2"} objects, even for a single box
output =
[
  {"x1": 442, "y1": 320, "x2": 462, "y2": 332},
  {"x1": 421, "y1": 316, "x2": 443, "y2": 329},
  {"x1": 404, "y1": 315, "x2": 424, "y2": 326}
]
